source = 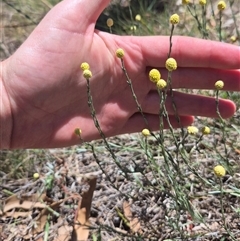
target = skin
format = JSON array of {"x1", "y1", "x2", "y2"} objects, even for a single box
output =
[{"x1": 1, "y1": 0, "x2": 240, "y2": 149}]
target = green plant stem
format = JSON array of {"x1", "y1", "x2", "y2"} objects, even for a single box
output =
[
  {"x1": 86, "y1": 78, "x2": 129, "y2": 176},
  {"x1": 88, "y1": 143, "x2": 129, "y2": 197},
  {"x1": 187, "y1": 4, "x2": 208, "y2": 38},
  {"x1": 120, "y1": 58, "x2": 149, "y2": 127},
  {"x1": 218, "y1": 11, "x2": 223, "y2": 42},
  {"x1": 229, "y1": 0, "x2": 240, "y2": 44},
  {"x1": 219, "y1": 179, "x2": 236, "y2": 240},
  {"x1": 201, "y1": 5, "x2": 208, "y2": 39},
  {"x1": 168, "y1": 25, "x2": 174, "y2": 58},
  {"x1": 215, "y1": 90, "x2": 231, "y2": 168}
]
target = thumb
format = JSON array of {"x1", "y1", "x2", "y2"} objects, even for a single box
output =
[{"x1": 44, "y1": 0, "x2": 111, "y2": 32}]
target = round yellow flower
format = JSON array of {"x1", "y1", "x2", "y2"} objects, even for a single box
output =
[
  {"x1": 74, "y1": 128, "x2": 82, "y2": 137},
  {"x1": 165, "y1": 58, "x2": 177, "y2": 71},
  {"x1": 116, "y1": 48, "x2": 124, "y2": 58},
  {"x1": 83, "y1": 69, "x2": 92, "y2": 79},
  {"x1": 130, "y1": 25, "x2": 137, "y2": 31},
  {"x1": 202, "y1": 126, "x2": 210, "y2": 135},
  {"x1": 215, "y1": 80, "x2": 224, "y2": 90},
  {"x1": 182, "y1": 0, "x2": 190, "y2": 4},
  {"x1": 230, "y1": 36, "x2": 237, "y2": 43},
  {"x1": 156, "y1": 79, "x2": 167, "y2": 90},
  {"x1": 33, "y1": 173, "x2": 40, "y2": 179},
  {"x1": 170, "y1": 14, "x2": 180, "y2": 25},
  {"x1": 214, "y1": 165, "x2": 226, "y2": 178},
  {"x1": 135, "y1": 14, "x2": 141, "y2": 21},
  {"x1": 80, "y1": 62, "x2": 90, "y2": 71},
  {"x1": 187, "y1": 126, "x2": 199, "y2": 135},
  {"x1": 199, "y1": 0, "x2": 207, "y2": 6},
  {"x1": 149, "y1": 69, "x2": 161, "y2": 83},
  {"x1": 142, "y1": 128, "x2": 150, "y2": 137},
  {"x1": 217, "y1": 1, "x2": 226, "y2": 11},
  {"x1": 106, "y1": 18, "x2": 114, "y2": 27}
]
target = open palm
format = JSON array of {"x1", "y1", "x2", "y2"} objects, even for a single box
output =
[{"x1": 2, "y1": 0, "x2": 240, "y2": 148}]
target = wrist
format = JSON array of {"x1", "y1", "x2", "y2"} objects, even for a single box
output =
[{"x1": 0, "y1": 61, "x2": 13, "y2": 149}]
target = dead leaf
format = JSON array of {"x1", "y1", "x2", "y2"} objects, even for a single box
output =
[
  {"x1": 123, "y1": 200, "x2": 142, "y2": 234},
  {"x1": 1, "y1": 193, "x2": 47, "y2": 214},
  {"x1": 73, "y1": 177, "x2": 97, "y2": 241},
  {"x1": 53, "y1": 218, "x2": 73, "y2": 241},
  {"x1": 3, "y1": 211, "x2": 32, "y2": 219},
  {"x1": 235, "y1": 149, "x2": 240, "y2": 155}
]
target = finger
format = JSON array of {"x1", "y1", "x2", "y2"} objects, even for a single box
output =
[
  {"x1": 142, "y1": 91, "x2": 236, "y2": 118},
  {"x1": 122, "y1": 113, "x2": 194, "y2": 134},
  {"x1": 146, "y1": 68, "x2": 240, "y2": 91},
  {"x1": 42, "y1": 0, "x2": 110, "y2": 32},
  {"x1": 132, "y1": 36, "x2": 240, "y2": 69},
  {"x1": 174, "y1": 68, "x2": 240, "y2": 91}
]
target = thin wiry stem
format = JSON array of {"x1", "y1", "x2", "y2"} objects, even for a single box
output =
[
  {"x1": 86, "y1": 78, "x2": 129, "y2": 177},
  {"x1": 218, "y1": 11, "x2": 223, "y2": 42},
  {"x1": 120, "y1": 58, "x2": 149, "y2": 128}
]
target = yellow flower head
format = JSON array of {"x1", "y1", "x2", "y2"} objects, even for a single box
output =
[
  {"x1": 149, "y1": 69, "x2": 161, "y2": 83},
  {"x1": 165, "y1": 58, "x2": 177, "y2": 71},
  {"x1": 74, "y1": 128, "x2": 82, "y2": 137},
  {"x1": 156, "y1": 79, "x2": 167, "y2": 90},
  {"x1": 142, "y1": 128, "x2": 150, "y2": 137},
  {"x1": 116, "y1": 48, "x2": 124, "y2": 58},
  {"x1": 230, "y1": 36, "x2": 237, "y2": 43},
  {"x1": 199, "y1": 0, "x2": 207, "y2": 6},
  {"x1": 33, "y1": 173, "x2": 40, "y2": 179},
  {"x1": 217, "y1": 1, "x2": 226, "y2": 11},
  {"x1": 170, "y1": 14, "x2": 180, "y2": 25},
  {"x1": 83, "y1": 69, "x2": 92, "y2": 79},
  {"x1": 187, "y1": 126, "x2": 199, "y2": 135},
  {"x1": 182, "y1": 0, "x2": 190, "y2": 4},
  {"x1": 215, "y1": 80, "x2": 224, "y2": 90},
  {"x1": 130, "y1": 25, "x2": 137, "y2": 31},
  {"x1": 135, "y1": 14, "x2": 141, "y2": 21},
  {"x1": 107, "y1": 18, "x2": 114, "y2": 27},
  {"x1": 214, "y1": 165, "x2": 226, "y2": 178},
  {"x1": 202, "y1": 126, "x2": 210, "y2": 135},
  {"x1": 80, "y1": 62, "x2": 90, "y2": 71}
]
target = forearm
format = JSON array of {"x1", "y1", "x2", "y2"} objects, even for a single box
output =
[{"x1": 0, "y1": 61, "x2": 12, "y2": 149}]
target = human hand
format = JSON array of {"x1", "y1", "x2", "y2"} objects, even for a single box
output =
[{"x1": 1, "y1": 0, "x2": 240, "y2": 149}]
